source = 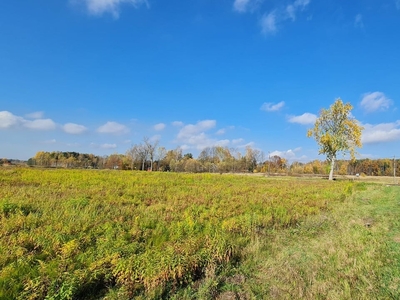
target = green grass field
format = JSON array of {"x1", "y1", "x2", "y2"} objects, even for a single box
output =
[{"x1": 0, "y1": 168, "x2": 399, "y2": 299}]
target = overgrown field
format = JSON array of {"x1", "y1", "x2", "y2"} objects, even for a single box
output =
[{"x1": 0, "y1": 168, "x2": 396, "y2": 299}]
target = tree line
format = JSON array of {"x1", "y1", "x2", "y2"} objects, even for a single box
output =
[{"x1": 24, "y1": 144, "x2": 399, "y2": 177}]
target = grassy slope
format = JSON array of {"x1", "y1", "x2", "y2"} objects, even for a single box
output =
[{"x1": 178, "y1": 183, "x2": 400, "y2": 299}]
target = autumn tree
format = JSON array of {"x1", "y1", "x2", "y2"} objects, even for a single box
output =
[
  {"x1": 126, "y1": 145, "x2": 141, "y2": 170},
  {"x1": 154, "y1": 146, "x2": 167, "y2": 171},
  {"x1": 144, "y1": 137, "x2": 159, "y2": 171},
  {"x1": 307, "y1": 98, "x2": 363, "y2": 180},
  {"x1": 165, "y1": 148, "x2": 183, "y2": 172},
  {"x1": 137, "y1": 144, "x2": 149, "y2": 171}
]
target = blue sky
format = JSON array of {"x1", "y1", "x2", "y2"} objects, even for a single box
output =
[{"x1": 1, "y1": 0, "x2": 400, "y2": 161}]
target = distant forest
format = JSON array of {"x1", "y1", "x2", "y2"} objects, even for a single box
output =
[{"x1": 3, "y1": 144, "x2": 397, "y2": 177}]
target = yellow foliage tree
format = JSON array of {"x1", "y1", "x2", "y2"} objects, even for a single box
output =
[{"x1": 307, "y1": 99, "x2": 363, "y2": 180}]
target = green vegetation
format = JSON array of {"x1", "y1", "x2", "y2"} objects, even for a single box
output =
[
  {"x1": 0, "y1": 168, "x2": 399, "y2": 299},
  {"x1": 307, "y1": 98, "x2": 363, "y2": 180},
  {"x1": 205, "y1": 182, "x2": 400, "y2": 299},
  {"x1": 20, "y1": 148, "x2": 400, "y2": 178}
]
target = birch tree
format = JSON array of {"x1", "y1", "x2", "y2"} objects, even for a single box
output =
[{"x1": 307, "y1": 98, "x2": 363, "y2": 180}]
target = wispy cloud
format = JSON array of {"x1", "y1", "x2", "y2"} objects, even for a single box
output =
[
  {"x1": 286, "y1": 0, "x2": 310, "y2": 21},
  {"x1": 73, "y1": 0, "x2": 149, "y2": 18},
  {"x1": 354, "y1": 14, "x2": 364, "y2": 28},
  {"x1": 91, "y1": 142, "x2": 118, "y2": 149},
  {"x1": 216, "y1": 125, "x2": 235, "y2": 136},
  {"x1": 154, "y1": 123, "x2": 166, "y2": 131},
  {"x1": 63, "y1": 123, "x2": 88, "y2": 134},
  {"x1": 362, "y1": 121, "x2": 400, "y2": 144},
  {"x1": 360, "y1": 91, "x2": 392, "y2": 113},
  {"x1": 260, "y1": 11, "x2": 278, "y2": 35},
  {"x1": 101, "y1": 143, "x2": 117, "y2": 149},
  {"x1": 288, "y1": 113, "x2": 317, "y2": 125},
  {"x1": 233, "y1": 0, "x2": 251, "y2": 13},
  {"x1": 259, "y1": 0, "x2": 310, "y2": 34},
  {"x1": 233, "y1": 0, "x2": 311, "y2": 35},
  {"x1": 233, "y1": 0, "x2": 261, "y2": 13},
  {"x1": 261, "y1": 101, "x2": 285, "y2": 112},
  {"x1": 97, "y1": 121, "x2": 129, "y2": 134},
  {"x1": 396, "y1": 0, "x2": 400, "y2": 10}
]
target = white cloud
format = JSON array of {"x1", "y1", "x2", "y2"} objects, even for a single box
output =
[
  {"x1": 260, "y1": 11, "x2": 278, "y2": 34},
  {"x1": 177, "y1": 120, "x2": 216, "y2": 140},
  {"x1": 286, "y1": 5, "x2": 296, "y2": 21},
  {"x1": 91, "y1": 142, "x2": 118, "y2": 149},
  {"x1": 232, "y1": 138, "x2": 244, "y2": 145},
  {"x1": 259, "y1": 0, "x2": 310, "y2": 34},
  {"x1": 216, "y1": 129, "x2": 226, "y2": 135},
  {"x1": 97, "y1": 121, "x2": 129, "y2": 134},
  {"x1": 0, "y1": 111, "x2": 23, "y2": 128},
  {"x1": 235, "y1": 0, "x2": 310, "y2": 35},
  {"x1": 75, "y1": 0, "x2": 149, "y2": 18},
  {"x1": 362, "y1": 121, "x2": 400, "y2": 144},
  {"x1": 288, "y1": 113, "x2": 317, "y2": 125},
  {"x1": 101, "y1": 143, "x2": 117, "y2": 149},
  {"x1": 270, "y1": 149, "x2": 295, "y2": 159},
  {"x1": 239, "y1": 141, "x2": 255, "y2": 149},
  {"x1": 354, "y1": 14, "x2": 364, "y2": 28},
  {"x1": 154, "y1": 123, "x2": 166, "y2": 131},
  {"x1": 261, "y1": 101, "x2": 285, "y2": 112},
  {"x1": 63, "y1": 123, "x2": 88, "y2": 134},
  {"x1": 215, "y1": 139, "x2": 230, "y2": 147},
  {"x1": 270, "y1": 147, "x2": 306, "y2": 162},
  {"x1": 360, "y1": 92, "x2": 392, "y2": 113},
  {"x1": 172, "y1": 121, "x2": 184, "y2": 127},
  {"x1": 25, "y1": 111, "x2": 44, "y2": 119},
  {"x1": 233, "y1": 0, "x2": 262, "y2": 13},
  {"x1": 0, "y1": 111, "x2": 56, "y2": 130},
  {"x1": 180, "y1": 144, "x2": 190, "y2": 151},
  {"x1": 286, "y1": 0, "x2": 310, "y2": 21},
  {"x1": 23, "y1": 119, "x2": 56, "y2": 130},
  {"x1": 233, "y1": 0, "x2": 251, "y2": 12},
  {"x1": 150, "y1": 135, "x2": 161, "y2": 142},
  {"x1": 176, "y1": 120, "x2": 232, "y2": 150}
]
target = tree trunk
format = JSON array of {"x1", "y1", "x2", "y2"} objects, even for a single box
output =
[{"x1": 329, "y1": 157, "x2": 335, "y2": 180}]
